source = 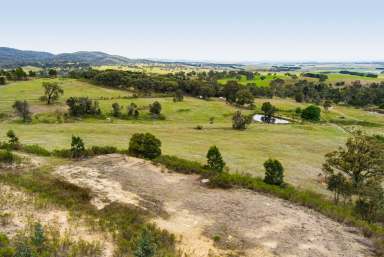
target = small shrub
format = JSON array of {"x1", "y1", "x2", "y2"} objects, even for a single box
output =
[
  {"x1": 71, "y1": 136, "x2": 85, "y2": 158},
  {"x1": 134, "y1": 229, "x2": 156, "y2": 257},
  {"x1": 263, "y1": 159, "x2": 284, "y2": 186},
  {"x1": 194, "y1": 125, "x2": 203, "y2": 130},
  {"x1": 128, "y1": 133, "x2": 161, "y2": 159},
  {"x1": 149, "y1": 101, "x2": 162, "y2": 116},
  {"x1": 206, "y1": 146, "x2": 225, "y2": 172},
  {"x1": 301, "y1": 105, "x2": 321, "y2": 121}
]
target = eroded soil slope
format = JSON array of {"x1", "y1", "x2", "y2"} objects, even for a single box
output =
[{"x1": 55, "y1": 154, "x2": 374, "y2": 257}]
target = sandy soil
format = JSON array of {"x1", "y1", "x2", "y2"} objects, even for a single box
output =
[
  {"x1": 0, "y1": 183, "x2": 114, "y2": 256},
  {"x1": 55, "y1": 154, "x2": 374, "y2": 257}
]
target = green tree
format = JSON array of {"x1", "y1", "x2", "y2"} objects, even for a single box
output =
[
  {"x1": 232, "y1": 111, "x2": 247, "y2": 130},
  {"x1": 128, "y1": 103, "x2": 139, "y2": 118},
  {"x1": 235, "y1": 89, "x2": 254, "y2": 106},
  {"x1": 206, "y1": 145, "x2": 225, "y2": 172},
  {"x1": 354, "y1": 180, "x2": 384, "y2": 223},
  {"x1": 6, "y1": 130, "x2": 19, "y2": 146},
  {"x1": 134, "y1": 229, "x2": 156, "y2": 257},
  {"x1": 12, "y1": 100, "x2": 31, "y2": 122},
  {"x1": 48, "y1": 69, "x2": 57, "y2": 77},
  {"x1": 0, "y1": 76, "x2": 6, "y2": 85},
  {"x1": 112, "y1": 102, "x2": 122, "y2": 117},
  {"x1": 326, "y1": 173, "x2": 352, "y2": 204},
  {"x1": 323, "y1": 100, "x2": 332, "y2": 111},
  {"x1": 41, "y1": 82, "x2": 64, "y2": 104},
  {"x1": 149, "y1": 101, "x2": 162, "y2": 116},
  {"x1": 263, "y1": 159, "x2": 284, "y2": 186},
  {"x1": 323, "y1": 131, "x2": 384, "y2": 189},
  {"x1": 301, "y1": 105, "x2": 321, "y2": 121},
  {"x1": 261, "y1": 102, "x2": 277, "y2": 123},
  {"x1": 128, "y1": 133, "x2": 161, "y2": 159},
  {"x1": 71, "y1": 136, "x2": 85, "y2": 158}
]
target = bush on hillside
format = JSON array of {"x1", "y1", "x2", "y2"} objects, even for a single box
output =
[
  {"x1": 128, "y1": 133, "x2": 161, "y2": 159},
  {"x1": 206, "y1": 146, "x2": 225, "y2": 172},
  {"x1": 301, "y1": 105, "x2": 321, "y2": 121},
  {"x1": 263, "y1": 159, "x2": 284, "y2": 186}
]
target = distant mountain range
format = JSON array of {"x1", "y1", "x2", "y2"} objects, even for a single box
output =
[{"x1": 0, "y1": 47, "x2": 243, "y2": 69}]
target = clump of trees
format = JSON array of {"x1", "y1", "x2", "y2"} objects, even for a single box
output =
[
  {"x1": 301, "y1": 105, "x2": 321, "y2": 121},
  {"x1": 128, "y1": 133, "x2": 162, "y2": 159},
  {"x1": 323, "y1": 131, "x2": 384, "y2": 222},
  {"x1": 40, "y1": 82, "x2": 64, "y2": 104},
  {"x1": 206, "y1": 146, "x2": 225, "y2": 172},
  {"x1": 264, "y1": 159, "x2": 284, "y2": 186},
  {"x1": 66, "y1": 97, "x2": 101, "y2": 116},
  {"x1": 12, "y1": 100, "x2": 32, "y2": 122}
]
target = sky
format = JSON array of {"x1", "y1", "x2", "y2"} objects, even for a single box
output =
[{"x1": 1, "y1": 0, "x2": 384, "y2": 62}]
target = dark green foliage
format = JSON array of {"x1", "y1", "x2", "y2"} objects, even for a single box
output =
[
  {"x1": 41, "y1": 82, "x2": 63, "y2": 104},
  {"x1": 32, "y1": 223, "x2": 45, "y2": 250},
  {"x1": 206, "y1": 146, "x2": 225, "y2": 172},
  {"x1": 149, "y1": 101, "x2": 162, "y2": 116},
  {"x1": 173, "y1": 89, "x2": 184, "y2": 102},
  {"x1": 134, "y1": 229, "x2": 156, "y2": 257},
  {"x1": 232, "y1": 111, "x2": 247, "y2": 130},
  {"x1": 354, "y1": 181, "x2": 384, "y2": 223},
  {"x1": 6, "y1": 130, "x2": 19, "y2": 146},
  {"x1": 154, "y1": 155, "x2": 208, "y2": 174},
  {"x1": 326, "y1": 173, "x2": 352, "y2": 204},
  {"x1": 0, "y1": 150, "x2": 20, "y2": 164},
  {"x1": 261, "y1": 102, "x2": 277, "y2": 123},
  {"x1": 0, "y1": 76, "x2": 6, "y2": 85},
  {"x1": 223, "y1": 81, "x2": 240, "y2": 103},
  {"x1": 301, "y1": 105, "x2": 321, "y2": 121},
  {"x1": 12, "y1": 100, "x2": 32, "y2": 122},
  {"x1": 66, "y1": 97, "x2": 101, "y2": 116},
  {"x1": 235, "y1": 88, "x2": 254, "y2": 106},
  {"x1": 127, "y1": 103, "x2": 139, "y2": 118},
  {"x1": 21, "y1": 145, "x2": 51, "y2": 156},
  {"x1": 112, "y1": 102, "x2": 122, "y2": 117},
  {"x1": 88, "y1": 145, "x2": 118, "y2": 155},
  {"x1": 323, "y1": 131, "x2": 384, "y2": 188},
  {"x1": 70, "y1": 136, "x2": 85, "y2": 158},
  {"x1": 302, "y1": 73, "x2": 328, "y2": 81},
  {"x1": 263, "y1": 159, "x2": 284, "y2": 186},
  {"x1": 48, "y1": 69, "x2": 57, "y2": 77},
  {"x1": 129, "y1": 133, "x2": 161, "y2": 159}
]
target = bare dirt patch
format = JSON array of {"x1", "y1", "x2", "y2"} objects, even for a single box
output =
[{"x1": 55, "y1": 154, "x2": 374, "y2": 257}]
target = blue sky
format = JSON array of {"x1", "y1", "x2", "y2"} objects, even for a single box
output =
[{"x1": 1, "y1": 0, "x2": 384, "y2": 62}]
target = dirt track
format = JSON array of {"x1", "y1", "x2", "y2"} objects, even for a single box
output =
[{"x1": 55, "y1": 154, "x2": 374, "y2": 257}]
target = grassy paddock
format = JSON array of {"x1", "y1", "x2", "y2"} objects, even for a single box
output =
[{"x1": 0, "y1": 79, "x2": 383, "y2": 192}]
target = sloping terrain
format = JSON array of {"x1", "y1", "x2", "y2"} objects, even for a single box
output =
[{"x1": 55, "y1": 154, "x2": 374, "y2": 257}]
